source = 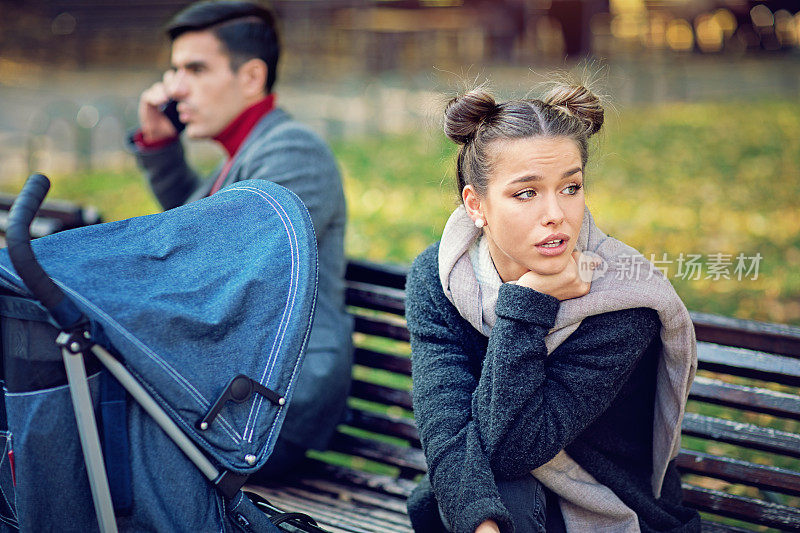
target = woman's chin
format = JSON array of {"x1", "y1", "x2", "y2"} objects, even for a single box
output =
[{"x1": 528, "y1": 258, "x2": 570, "y2": 276}]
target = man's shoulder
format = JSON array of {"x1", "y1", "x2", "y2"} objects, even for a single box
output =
[
  {"x1": 253, "y1": 108, "x2": 329, "y2": 150},
  {"x1": 236, "y1": 108, "x2": 339, "y2": 183}
]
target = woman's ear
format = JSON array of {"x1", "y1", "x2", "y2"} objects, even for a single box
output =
[
  {"x1": 237, "y1": 58, "x2": 268, "y2": 99},
  {"x1": 462, "y1": 185, "x2": 485, "y2": 227}
]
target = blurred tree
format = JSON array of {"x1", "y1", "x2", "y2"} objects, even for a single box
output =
[{"x1": 549, "y1": 0, "x2": 610, "y2": 57}]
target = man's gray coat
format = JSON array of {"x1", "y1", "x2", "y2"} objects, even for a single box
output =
[{"x1": 131, "y1": 108, "x2": 352, "y2": 451}]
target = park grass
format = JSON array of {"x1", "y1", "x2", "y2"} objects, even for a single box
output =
[{"x1": 13, "y1": 96, "x2": 799, "y2": 328}]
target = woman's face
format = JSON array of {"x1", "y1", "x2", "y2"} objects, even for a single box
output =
[{"x1": 465, "y1": 135, "x2": 586, "y2": 282}]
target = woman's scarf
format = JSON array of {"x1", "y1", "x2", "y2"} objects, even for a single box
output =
[{"x1": 438, "y1": 205, "x2": 697, "y2": 532}]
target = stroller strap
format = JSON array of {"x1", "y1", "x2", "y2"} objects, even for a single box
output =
[
  {"x1": 0, "y1": 295, "x2": 52, "y2": 325},
  {"x1": 100, "y1": 370, "x2": 132, "y2": 516}
]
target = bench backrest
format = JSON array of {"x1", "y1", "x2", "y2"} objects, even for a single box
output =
[
  {"x1": 0, "y1": 194, "x2": 101, "y2": 244},
  {"x1": 335, "y1": 259, "x2": 800, "y2": 532}
]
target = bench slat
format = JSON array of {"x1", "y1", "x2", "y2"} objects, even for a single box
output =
[
  {"x1": 676, "y1": 449, "x2": 800, "y2": 496},
  {"x1": 353, "y1": 316, "x2": 410, "y2": 342},
  {"x1": 688, "y1": 375, "x2": 800, "y2": 420},
  {"x1": 353, "y1": 348, "x2": 411, "y2": 376},
  {"x1": 346, "y1": 282, "x2": 405, "y2": 316},
  {"x1": 301, "y1": 460, "x2": 416, "y2": 499},
  {"x1": 279, "y1": 486, "x2": 411, "y2": 530},
  {"x1": 327, "y1": 433, "x2": 426, "y2": 478},
  {"x1": 0, "y1": 194, "x2": 100, "y2": 228},
  {"x1": 697, "y1": 342, "x2": 800, "y2": 387},
  {"x1": 345, "y1": 259, "x2": 408, "y2": 291},
  {"x1": 347, "y1": 409, "x2": 420, "y2": 447},
  {"x1": 252, "y1": 486, "x2": 409, "y2": 533},
  {"x1": 255, "y1": 495, "x2": 377, "y2": 533},
  {"x1": 681, "y1": 413, "x2": 800, "y2": 458},
  {"x1": 697, "y1": 521, "x2": 761, "y2": 533},
  {"x1": 350, "y1": 381, "x2": 413, "y2": 412},
  {"x1": 0, "y1": 213, "x2": 64, "y2": 240},
  {"x1": 243, "y1": 494, "x2": 334, "y2": 533},
  {"x1": 295, "y1": 478, "x2": 410, "y2": 515},
  {"x1": 692, "y1": 311, "x2": 800, "y2": 359},
  {"x1": 681, "y1": 484, "x2": 800, "y2": 530}
]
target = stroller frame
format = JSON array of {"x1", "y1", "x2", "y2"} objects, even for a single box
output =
[
  {"x1": 58, "y1": 334, "x2": 227, "y2": 532},
  {"x1": 4, "y1": 174, "x2": 317, "y2": 533}
]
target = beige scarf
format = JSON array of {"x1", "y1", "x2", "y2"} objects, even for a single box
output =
[{"x1": 438, "y1": 205, "x2": 697, "y2": 532}]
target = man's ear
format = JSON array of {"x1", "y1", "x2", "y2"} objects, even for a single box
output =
[
  {"x1": 237, "y1": 58, "x2": 268, "y2": 99},
  {"x1": 462, "y1": 185, "x2": 484, "y2": 225}
]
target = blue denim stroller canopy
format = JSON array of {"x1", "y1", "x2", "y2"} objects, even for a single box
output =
[
  {"x1": 0, "y1": 178, "x2": 318, "y2": 531},
  {"x1": 0, "y1": 179, "x2": 317, "y2": 472}
]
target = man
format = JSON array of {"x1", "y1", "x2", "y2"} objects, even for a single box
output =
[{"x1": 129, "y1": 0, "x2": 352, "y2": 478}]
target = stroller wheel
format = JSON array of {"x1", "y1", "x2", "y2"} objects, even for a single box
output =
[
  {"x1": 270, "y1": 512, "x2": 318, "y2": 527},
  {"x1": 244, "y1": 490, "x2": 325, "y2": 531}
]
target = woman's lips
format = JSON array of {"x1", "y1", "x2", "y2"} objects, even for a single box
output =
[{"x1": 535, "y1": 237, "x2": 569, "y2": 256}]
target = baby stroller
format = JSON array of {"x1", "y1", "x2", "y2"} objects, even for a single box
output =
[{"x1": 0, "y1": 175, "x2": 323, "y2": 532}]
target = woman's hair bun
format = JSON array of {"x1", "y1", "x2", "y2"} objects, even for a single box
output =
[
  {"x1": 542, "y1": 84, "x2": 604, "y2": 136},
  {"x1": 443, "y1": 89, "x2": 498, "y2": 145}
]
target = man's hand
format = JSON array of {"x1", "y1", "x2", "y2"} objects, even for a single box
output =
[
  {"x1": 475, "y1": 520, "x2": 501, "y2": 533},
  {"x1": 138, "y1": 71, "x2": 178, "y2": 143},
  {"x1": 516, "y1": 251, "x2": 591, "y2": 301}
]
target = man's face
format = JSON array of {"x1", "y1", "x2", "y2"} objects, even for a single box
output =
[{"x1": 168, "y1": 31, "x2": 250, "y2": 139}]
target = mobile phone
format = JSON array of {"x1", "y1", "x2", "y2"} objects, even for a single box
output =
[{"x1": 158, "y1": 99, "x2": 186, "y2": 134}]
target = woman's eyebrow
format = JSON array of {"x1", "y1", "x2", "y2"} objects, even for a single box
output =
[
  {"x1": 509, "y1": 174, "x2": 542, "y2": 185},
  {"x1": 508, "y1": 167, "x2": 583, "y2": 185}
]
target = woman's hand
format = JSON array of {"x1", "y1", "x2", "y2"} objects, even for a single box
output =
[
  {"x1": 516, "y1": 251, "x2": 590, "y2": 301},
  {"x1": 475, "y1": 520, "x2": 501, "y2": 533}
]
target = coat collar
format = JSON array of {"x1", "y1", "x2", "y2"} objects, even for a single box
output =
[
  {"x1": 191, "y1": 108, "x2": 293, "y2": 201},
  {"x1": 213, "y1": 94, "x2": 276, "y2": 157}
]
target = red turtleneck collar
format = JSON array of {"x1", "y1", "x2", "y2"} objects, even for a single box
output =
[{"x1": 213, "y1": 93, "x2": 276, "y2": 157}]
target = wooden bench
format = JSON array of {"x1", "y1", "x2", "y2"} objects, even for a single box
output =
[
  {"x1": 0, "y1": 193, "x2": 101, "y2": 245},
  {"x1": 6, "y1": 200, "x2": 800, "y2": 532},
  {"x1": 248, "y1": 259, "x2": 800, "y2": 533}
]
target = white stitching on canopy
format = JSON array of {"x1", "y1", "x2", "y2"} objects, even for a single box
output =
[{"x1": 218, "y1": 185, "x2": 301, "y2": 443}]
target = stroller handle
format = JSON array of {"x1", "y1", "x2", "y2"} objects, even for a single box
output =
[{"x1": 7, "y1": 174, "x2": 83, "y2": 328}]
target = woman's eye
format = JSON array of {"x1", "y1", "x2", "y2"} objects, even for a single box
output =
[
  {"x1": 515, "y1": 189, "x2": 535, "y2": 199},
  {"x1": 563, "y1": 184, "x2": 582, "y2": 195}
]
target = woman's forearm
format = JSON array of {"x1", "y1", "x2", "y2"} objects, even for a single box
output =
[
  {"x1": 407, "y1": 255, "x2": 514, "y2": 532},
  {"x1": 472, "y1": 285, "x2": 660, "y2": 478}
]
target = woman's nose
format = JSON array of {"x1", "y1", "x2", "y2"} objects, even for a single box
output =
[{"x1": 541, "y1": 194, "x2": 565, "y2": 226}]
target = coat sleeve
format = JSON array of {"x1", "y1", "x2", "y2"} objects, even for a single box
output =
[
  {"x1": 472, "y1": 283, "x2": 661, "y2": 479},
  {"x1": 406, "y1": 251, "x2": 514, "y2": 533},
  {"x1": 128, "y1": 135, "x2": 201, "y2": 211}
]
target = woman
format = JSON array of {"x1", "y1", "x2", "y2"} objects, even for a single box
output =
[{"x1": 405, "y1": 83, "x2": 701, "y2": 533}]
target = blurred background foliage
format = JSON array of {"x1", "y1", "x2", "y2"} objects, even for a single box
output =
[
  {"x1": 2, "y1": 0, "x2": 799, "y2": 328},
  {"x1": 19, "y1": 95, "x2": 799, "y2": 327}
]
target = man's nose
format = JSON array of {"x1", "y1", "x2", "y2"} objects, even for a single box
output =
[{"x1": 169, "y1": 71, "x2": 189, "y2": 101}]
